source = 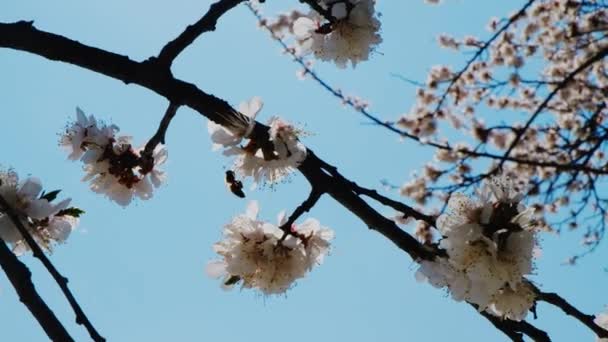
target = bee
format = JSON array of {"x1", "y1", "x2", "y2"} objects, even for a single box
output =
[
  {"x1": 224, "y1": 275, "x2": 241, "y2": 287},
  {"x1": 225, "y1": 170, "x2": 245, "y2": 198}
]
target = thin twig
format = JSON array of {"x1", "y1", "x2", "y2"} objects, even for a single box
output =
[
  {"x1": 0, "y1": 235, "x2": 74, "y2": 342},
  {"x1": 156, "y1": 0, "x2": 245, "y2": 66},
  {"x1": 143, "y1": 102, "x2": 180, "y2": 156},
  {"x1": 313, "y1": 156, "x2": 437, "y2": 226},
  {"x1": 0, "y1": 194, "x2": 105, "y2": 342},
  {"x1": 279, "y1": 189, "x2": 324, "y2": 240}
]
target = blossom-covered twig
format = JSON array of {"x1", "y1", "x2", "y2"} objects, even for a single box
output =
[
  {"x1": 0, "y1": 193, "x2": 105, "y2": 342},
  {"x1": 156, "y1": 0, "x2": 246, "y2": 66},
  {"x1": 0, "y1": 234, "x2": 74, "y2": 342},
  {"x1": 497, "y1": 45, "x2": 608, "y2": 168},
  {"x1": 430, "y1": 0, "x2": 536, "y2": 114},
  {"x1": 297, "y1": 150, "x2": 437, "y2": 261}
]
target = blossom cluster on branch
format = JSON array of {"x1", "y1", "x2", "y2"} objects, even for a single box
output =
[
  {"x1": 252, "y1": 0, "x2": 382, "y2": 68},
  {"x1": 416, "y1": 177, "x2": 539, "y2": 321},
  {"x1": 0, "y1": 169, "x2": 82, "y2": 255},
  {"x1": 206, "y1": 201, "x2": 333, "y2": 295},
  {"x1": 60, "y1": 108, "x2": 167, "y2": 206},
  {"x1": 208, "y1": 97, "x2": 307, "y2": 186}
]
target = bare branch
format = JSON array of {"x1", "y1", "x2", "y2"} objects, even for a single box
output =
[
  {"x1": 312, "y1": 156, "x2": 437, "y2": 226},
  {"x1": 0, "y1": 194, "x2": 105, "y2": 342},
  {"x1": 0, "y1": 236, "x2": 74, "y2": 342},
  {"x1": 298, "y1": 151, "x2": 436, "y2": 261},
  {"x1": 478, "y1": 307, "x2": 551, "y2": 342},
  {"x1": 143, "y1": 102, "x2": 180, "y2": 157},
  {"x1": 537, "y1": 290, "x2": 608, "y2": 339},
  {"x1": 156, "y1": 0, "x2": 245, "y2": 66},
  {"x1": 279, "y1": 189, "x2": 324, "y2": 235}
]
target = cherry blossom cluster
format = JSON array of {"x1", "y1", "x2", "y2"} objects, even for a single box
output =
[
  {"x1": 395, "y1": 0, "x2": 608, "y2": 250},
  {"x1": 416, "y1": 177, "x2": 540, "y2": 321},
  {"x1": 206, "y1": 201, "x2": 334, "y2": 295},
  {"x1": 0, "y1": 169, "x2": 82, "y2": 255},
  {"x1": 208, "y1": 97, "x2": 307, "y2": 187},
  {"x1": 289, "y1": 0, "x2": 382, "y2": 67},
  {"x1": 60, "y1": 108, "x2": 167, "y2": 206}
]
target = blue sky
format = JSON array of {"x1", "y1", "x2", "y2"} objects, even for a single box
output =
[{"x1": 1, "y1": 1, "x2": 607, "y2": 341}]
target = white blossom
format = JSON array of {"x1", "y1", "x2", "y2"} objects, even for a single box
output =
[
  {"x1": 293, "y1": 0, "x2": 382, "y2": 67},
  {"x1": 416, "y1": 176, "x2": 540, "y2": 320},
  {"x1": 206, "y1": 201, "x2": 333, "y2": 295},
  {"x1": 207, "y1": 96, "x2": 262, "y2": 150},
  {"x1": 0, "y1": 170, "x2": 81, "y2": 255},
  {"x1": 486, "y1": 282, "x2": 537, "y2": 322},
  {"x1": 60, "y1": 107, "x2": 117, "y2": 160},
  {"x1": 61, "y1": 108, "x2": 168, "y2": 206},
  {"x1": 208, "y1": 98, "x2": 307, "y2": 186}
]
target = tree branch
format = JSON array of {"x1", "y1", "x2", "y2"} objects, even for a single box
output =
[
  {"x1": 537, "y1": 290, "x2": 608, "y2": 338},
  {"x1": 479, "y1": 311, "x2": 525, "y2": 342},
  {"x1": 478, "y1": 308, "x2": 551, "y2": 342},
  {"x1": 0, "y1": 194, "x2": 105, "y2": 342},
  {"x1": 156, "y1": 0, "x2": 245, "y2": 66},
  {"x1": 312, "y1": 155, "x2": 437, "y2": 226},
  {"x1": 0, "y1": 236, "x2": 74, "y2": 342},
  {"x1": 298, "y1": 151, "x2": 436, "y2": 261}
]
